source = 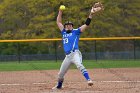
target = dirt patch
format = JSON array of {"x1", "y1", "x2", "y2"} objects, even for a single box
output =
[{"x1": 0, "y1": 68, "x2": 140, "y2": 93}]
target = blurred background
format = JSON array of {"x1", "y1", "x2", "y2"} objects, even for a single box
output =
[{"x1": 0, "y1": 0, "x2": 140, "y2": 62}]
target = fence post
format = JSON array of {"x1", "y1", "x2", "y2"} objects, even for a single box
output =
[
  {"x1": 54, "y1": 41, "x2": 58, "y2": 62},
  {"x1": 17, "y1": 43, "x2": 21, "y2": 63},
  {"x1": 94, "y1": 40, "x2": 97, "y2": 61},
  {"x1": 133, "y1": 39, "x2": 136, "y2": 60}
]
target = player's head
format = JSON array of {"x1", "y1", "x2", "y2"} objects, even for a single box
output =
[{"x1": 64, "y1": 21, "x2": 73, "y2": 33}]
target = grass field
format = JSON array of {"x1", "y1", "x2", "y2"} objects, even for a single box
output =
[{"x1": 0, "y1": 60, "x2": 140, "y2": 71}]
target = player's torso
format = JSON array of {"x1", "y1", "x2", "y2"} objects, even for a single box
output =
[{"x1": 61, "y1": 29, "x2": 81, "y2": 53}]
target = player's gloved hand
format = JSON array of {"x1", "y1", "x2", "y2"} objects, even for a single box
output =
[{"x1": 91, "y1": 2, "x2": 104, "y2": 14}]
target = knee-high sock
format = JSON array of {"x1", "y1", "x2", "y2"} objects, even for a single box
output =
[
  {"x1": 82, "y1": 70, "x2": 91, "y2": 81},
  {"x1": 57, "y1": 78, "x2": 64, "y2": 88}
]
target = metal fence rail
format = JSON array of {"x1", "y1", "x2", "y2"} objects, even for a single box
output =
[
  {"x1": 0, "y1": 51, "x2": 140, "y2": 62},
  {"x1": 0, "y1": 37, "x2": 139, "y2": 62}
]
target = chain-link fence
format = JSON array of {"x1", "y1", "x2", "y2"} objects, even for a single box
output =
[{"x1": 0, "y1": 38, "x2": 140, "y2": 63}]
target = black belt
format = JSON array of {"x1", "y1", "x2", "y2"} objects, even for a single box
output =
[{"x1": 65, "y1": 49, "x2": 78, "y2": 55}]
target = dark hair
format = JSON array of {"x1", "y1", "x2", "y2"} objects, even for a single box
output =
[{"x1": 64, "y1": 21, "x2": 74, "y2": 27}]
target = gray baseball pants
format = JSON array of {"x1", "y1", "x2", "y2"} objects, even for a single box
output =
[{"x1": 58, "y1": 50, "x2": 87, "y2": 80}]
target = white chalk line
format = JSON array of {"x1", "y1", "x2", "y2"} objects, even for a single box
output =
[
  {"x1": 97, "y1": 81, "x2": 140, "y2": 83},
  {"x1": 0, "y1": 81, "x2": 140, "y2": 86}
]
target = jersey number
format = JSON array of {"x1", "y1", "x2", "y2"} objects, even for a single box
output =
[{"x1": 63, "y1": 38, "x2": 68, "y2": 44}]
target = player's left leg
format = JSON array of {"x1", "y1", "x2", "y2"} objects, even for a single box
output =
[{"x1": 72, "y1": 50, "x2": 93, "y2": 86}]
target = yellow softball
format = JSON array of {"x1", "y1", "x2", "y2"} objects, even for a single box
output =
[{"x1": 59, "y1": 5, "x2": 66, "y2": 10}]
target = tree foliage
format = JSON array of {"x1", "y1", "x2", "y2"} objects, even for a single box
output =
[{"x1": 0, "y1": 0, "x2": 139, "y2": 54}]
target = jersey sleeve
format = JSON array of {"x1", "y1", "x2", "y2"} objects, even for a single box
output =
[
  {"x1": 61, "y1": 29, "x2": 65, "y2": 34},
  {"x1": 74, "y1": 28, "x2": 82, "y2": 35}
]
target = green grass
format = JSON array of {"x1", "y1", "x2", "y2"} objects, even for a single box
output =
[
  {"x1": 0, "y1": 60, "x2": 140, "y2": 71},
  {"x1": 83, "y1": 60, "x2": 140, "y2": 68}
]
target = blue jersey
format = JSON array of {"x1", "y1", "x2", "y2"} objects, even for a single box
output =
[{"x1": 61, "y1": 28, "x2": 82, "y2": 54}]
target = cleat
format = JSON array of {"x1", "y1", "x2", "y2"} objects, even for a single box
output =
[
  {"x1": 52, "y1": 78, "x2": 64, "y2": 90},
  {"x1": 52, "y1": 85, "x2": 64, "y2": 90},
  {"x1": 87, "y1": 80, "x2": 93, "y2": 86},
  {"x1": 52, "y1": 86, "x2": 61, "y2": 90}
]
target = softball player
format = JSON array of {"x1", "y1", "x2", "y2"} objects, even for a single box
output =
[{"x1": 52, "y1": 2, "x2": 104, "y2": 89}]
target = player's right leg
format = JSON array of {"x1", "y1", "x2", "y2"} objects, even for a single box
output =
[{"x1": 52, "y1": 56, "x2": 72, "y2": 89}]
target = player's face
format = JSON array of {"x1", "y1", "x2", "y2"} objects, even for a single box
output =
[{"x1": 65, "y1": 24, "x2": 73, "y2": 30}]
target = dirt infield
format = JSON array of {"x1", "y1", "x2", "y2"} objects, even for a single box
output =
[{"x1": 0, "y1": 68, "x2": 140, "y2": 93}]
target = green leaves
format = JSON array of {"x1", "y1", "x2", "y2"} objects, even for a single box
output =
[
  {"x1": 0, "y1": 0, "x2": 139, "y2": 39},
  {"x1": 0, "y1": 0, "x2": 140, "y2": 54}
]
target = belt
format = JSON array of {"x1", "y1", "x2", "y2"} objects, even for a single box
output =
[{"x1": 65, "y1": 49, "x2": 78, "y2": 55}]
